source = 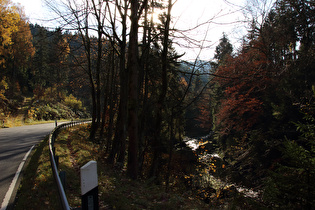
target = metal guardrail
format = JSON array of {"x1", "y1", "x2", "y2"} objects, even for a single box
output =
[{"x1": 49, "y1": 120, "x2": 91, "y2": 210}]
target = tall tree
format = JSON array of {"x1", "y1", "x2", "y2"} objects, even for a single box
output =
[
  {"x1": 215, "y1": 45, "x2": 270, "y2": 135},
  {"x1": 46, "y1": 0, "x2": 105, "y2": 140},
  {"x1": 0, "y1": 0, "x2": 20, "y2": 108},
  {"x1": 48, "y1": 28, "x2": 70, "y2": 93},
  {"x1": 209, "y1": 33, "x2": 233, "y2": 132},
  {"x1": 214, "y1": 33, "x2": 233, "y2": 64},
  {"x1": 0, "y1": 0, "x2": 20, "y2": 66},
  {"x1": 0, "y1": 1, "x2": 35, "y2": 113},
  {"x1": 6, "y1": 7, "x2": 35, "y2": 94},
  {"x1": 150, "y1": 0, "x2": 174, "y2": 178},
  {"x1": 108, "y1": 0, "x2": 129, "y2": 165},
  {"x1": 30, "y1": 25, "x2": 50, "y2": 89},
  {"x1": 127, "y1": 0, "x2": 149, "y2": 179}
]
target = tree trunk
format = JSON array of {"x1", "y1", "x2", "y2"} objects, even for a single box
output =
[
  {"x1": 127, "y1": 0, "x2": 141, "y2": 179},
  {"x1": 109, "y1": 0, "x2": 128, "y2": 164},
  {"x1": 96, "y1": 26, "x2": 102, "y2": 128},
  {"x1": 138, "y1": 0, "x2": 151, "y2": 175},
  {"x1": 150, "y1": 0, "x2": 172, "y2": 179},
  {"x1": 106, "y1": 51, "x2": 117, "y2": 153},
  {"x1": 84, "y1": 3, "x2": 98, "y2": 142},
  {"x1": 165, "y1": 113, "x2": 174, "y2": 192}
]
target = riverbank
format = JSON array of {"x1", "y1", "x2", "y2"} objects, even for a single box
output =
[{"x1": 183, "y1": 136, "x2": 265, "y2": 207}]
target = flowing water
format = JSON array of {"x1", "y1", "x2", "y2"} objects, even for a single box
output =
[{"x1": 183, "y1": 136, "x2": 261, "y2": 199}]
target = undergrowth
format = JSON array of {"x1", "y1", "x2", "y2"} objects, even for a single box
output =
[
  {"x1": 55, "y1": 125, "x2": 208, "y2": 209},
  {"x1": 14, "y1": 124, "x2": 207, "y2": 209},
  {"x1": 15, "y1": 124, "x2": 264, "y2": 209}
]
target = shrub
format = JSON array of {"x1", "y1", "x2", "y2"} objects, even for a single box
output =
[
  {"x1": 264, "y1": 114, "x2": 315, "y2": 209},
  {"x1": 64, "y1": 94, "x2": 82, "y2": 111}
]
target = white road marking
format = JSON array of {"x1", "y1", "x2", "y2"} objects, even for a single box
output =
[{"x1": 1, "y1": 145, "x2": 35, "y2": 210}]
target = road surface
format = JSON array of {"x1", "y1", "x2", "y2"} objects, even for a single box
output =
[{"x1": 0, "y1": 123, "x2": 56, "y2": 209}]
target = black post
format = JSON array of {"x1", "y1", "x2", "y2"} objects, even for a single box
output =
[{"x1": 82, "y1": 187, "x2": 99, "y2": 210}]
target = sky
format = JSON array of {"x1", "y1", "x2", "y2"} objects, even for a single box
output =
[
  {"x1": 11, "y1": 0, "x2": 267, "y2": 61},
  {"x1": 12, "y1": 0, "x2": 46, "y2": 22},
  {"x1": 171, "y1": 0, "x2": 248, "y2": 60}
]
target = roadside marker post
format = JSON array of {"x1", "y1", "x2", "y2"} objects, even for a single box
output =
[{"x1": 80, "y1": 161, "x2": 98, "y2": 210}]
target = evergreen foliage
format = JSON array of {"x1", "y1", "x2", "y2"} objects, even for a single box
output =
[
  {"x1": 264, "y1": 112, "x2": 315, "y2": 209},
  {"x1": 214, "y1": 33, "x2": 233, "y2": 63}
]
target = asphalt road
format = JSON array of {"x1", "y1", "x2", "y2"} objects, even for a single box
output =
[{"x1": 0, "y1": 123, "x2": 56, "y2": 209}]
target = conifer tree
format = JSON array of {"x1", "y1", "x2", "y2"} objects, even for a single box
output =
[{"x1": 214, "y1": 33, "x2": 233, "y2": 65}]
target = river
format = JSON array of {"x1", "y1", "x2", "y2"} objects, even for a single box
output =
[{"x1": 183, "y1": 136, "x2": 261, "y2": 199}]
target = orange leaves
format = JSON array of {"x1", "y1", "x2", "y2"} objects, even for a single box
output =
[
  {"x1": 179, "y1": 77, "x2": 188, "y2": 87},
  {"x1": 0, "y1": 0, "x2": 20, "y2": 65},
  {"x1": 11, "y1": 20, "x2": 35, "y2": 67},
  {"x1": 217, "y1": 83, "x2": 264, "y2": 133},
  {"x1": 215, "y1": 41, "x2": 271, "y2": 134}
]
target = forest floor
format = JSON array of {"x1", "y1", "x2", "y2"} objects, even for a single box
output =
[
  {"x1": 14, "y1": 124, "x2": 266, "y2": 209},
  {"x1": 14, "y1": 124, "x2": 209, "y2": 209}
]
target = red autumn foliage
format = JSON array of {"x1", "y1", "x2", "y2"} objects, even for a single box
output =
[{"x1": 215, "y1": 42, "x2": 271, "y2": 134}]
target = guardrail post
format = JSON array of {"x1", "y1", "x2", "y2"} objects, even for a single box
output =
[
  {"x1": 59, "y1": 171, "x2": 66, "y2": 189},
  {"x1": 55, "y1": 155, "x2": 59, "y2": 168},
  {"x1": 81, "y1": 161, "x2": 98, "y2": 210}
]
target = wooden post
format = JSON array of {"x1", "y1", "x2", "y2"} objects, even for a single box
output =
[{"x1": 81, "y1": 161, "x2": 98, "y2": 210}]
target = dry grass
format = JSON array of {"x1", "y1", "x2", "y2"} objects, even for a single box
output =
[
  {"x1": 1, "y1": 115, "x2": 25, "y2": 127},
  {"x1": 0, "y1": 115, "x2": 68, "y2": 128}
]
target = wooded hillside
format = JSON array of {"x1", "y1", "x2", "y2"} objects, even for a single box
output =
[{"x1": 1, "y1": 0, "x2": 314, "y2": 208}]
